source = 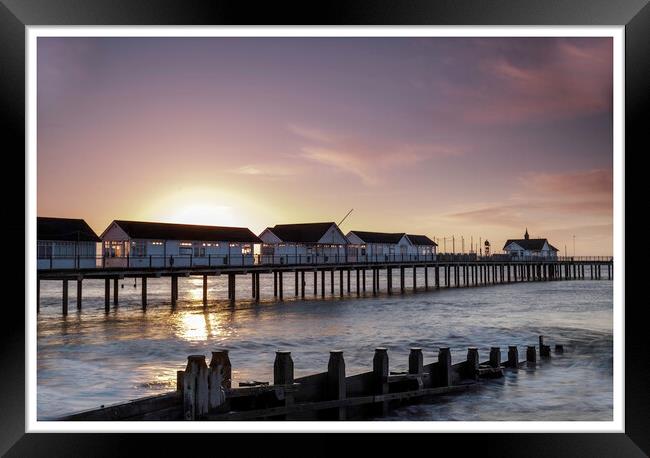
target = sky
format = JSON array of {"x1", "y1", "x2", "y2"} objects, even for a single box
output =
[{"x1": 37, "y1": 37, "x2": 613, "y2": 255}]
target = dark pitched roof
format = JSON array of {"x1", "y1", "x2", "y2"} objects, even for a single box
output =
[
  {"x1": 266, "y1": 222, "x2": 340, "y2": 243},
  {"x1": 407, "y1": 234, "x2": 437, "y2": 246},
  {"x1": 503, "y1": 238, "x2": 557, "y2": 251},
  {"x1": 348, "y1": 231, "x2": 407, "y2": 244},
  {"x1": 37, "y1": 217, "x2": 101, "y2": 242},
  {"x1": 111, "y1": 220, "x2": 261, "y2": 243}
]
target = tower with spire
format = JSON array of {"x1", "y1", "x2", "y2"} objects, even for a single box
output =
[{"x1": 502, "y1": 227, "x2": 558, "y2": 259}]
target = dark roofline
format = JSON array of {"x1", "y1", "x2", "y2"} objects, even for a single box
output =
[
  {"x1": 37, "y1": 217, "x2": 101, "y2": 242},
  {"x1": 502, "y1": 238, "x2": 557, "y2": 251},
  {"x1": 265, "y1": 222, "x2": 345, "y2": 244},
  {"x1": 107, "y1": 220, "x2": 262, "y2": 243},
  {"x1": 347, "y1": 230, "x2": 407, "y2": 244},
  {"x1": 406, "y1": 234, "x2": 438, "y2": 246}
]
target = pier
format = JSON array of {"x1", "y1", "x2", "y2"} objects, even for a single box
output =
[
  {"x1": 57, "y1": 335, "x2": 562, "y2": 421},
  {"x1": 37, "y1": 255, "x2": 613, "y2": 314}
]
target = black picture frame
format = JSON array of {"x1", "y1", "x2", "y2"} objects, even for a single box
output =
[{"x1": 2, "y1": 0, "x2": 646, "y2": 455}]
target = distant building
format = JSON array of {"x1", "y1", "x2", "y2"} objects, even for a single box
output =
[
  {"x1": 37, "y1": 217, "x2": 101, "y2": 269},
  {"x1": 502, "y1": 228, "x2": 559, "y2": 259},
  {"x1": 259, "y1": 222, "x2": 348, "y2": 264},
  {"x1": 346, "y1": 231, "x2": 437, "y2": 261},
  {"x1": 100, "y1": 220, "x2": 261, "y2": 267},
  {"x1": 406, "y1": 234, "x2": 438, "y2": 258}
]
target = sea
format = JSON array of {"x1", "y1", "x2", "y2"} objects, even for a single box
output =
[{"x1": 37, "y1": 269, "x2": 613, "y2": 421}]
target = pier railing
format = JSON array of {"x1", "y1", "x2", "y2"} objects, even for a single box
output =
[{"x1": 37, "y1": 253, "x2": 613, "y2": 271}]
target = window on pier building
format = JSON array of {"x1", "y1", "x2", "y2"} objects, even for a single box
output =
[
  {"x1": 242, "y1": 244, "x2": 252, "y2": 255},
  {"x1": 131, "y1": 240, "x2": 146, "y2": 257}
]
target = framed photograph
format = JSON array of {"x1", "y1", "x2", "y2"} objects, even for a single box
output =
[{"x1": 2, "y1": 0, "x2": 647, "y2": 455}]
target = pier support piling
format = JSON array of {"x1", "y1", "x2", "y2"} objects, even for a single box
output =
[
  {"x1": 76, "y1": 279, "x2": 82, "y2": 310},
  {"x1": 113, "y1": 277, "x2": 119, "y2": 306},
  {"x1": 104, "y1": 278, "x2": 110, "y2": 313},
  {"x1": 203, "y1": 275, "x2": 208, "y2": 306},
  {"x1": 62, "y1": 280, "x2": 68, "y2": 315},
  {"x1": 142, "y1": 277, "x2": 147, "y2": 310},
  {"x1": 171, "y1": 275, "x2": 178, "y2": 307}
]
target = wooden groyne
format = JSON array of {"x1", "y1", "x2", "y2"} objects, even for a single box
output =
[
  {"x1": 37, "y1": 257, "x2": 613, "y2": 315},
  {"x1": 57, "y1": 335, "x2": 563, "y2": 421}
]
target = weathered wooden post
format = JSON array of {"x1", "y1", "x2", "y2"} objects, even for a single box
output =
[
  {"x1": 113, "y1": 277, "x2": 119, "y2": 305},
  {"x1": 489, "y1": 347, "x2": 501, "y2": 368},
  {"x1": 327, "y1": 350, "x2": 347, "y2": 420},
  {"x1": 198, "y1": 351, "x2": 228, "y2": 413},
  {"x1": 339, "y1": 269, "x2": 344, "y2": 296},
  {"x1": 507, "y1": 346, "x2": 519, "y2": 368},
  {"x1": 104, "y1": 278, "x2": 110, "y2": 313},
  {"x1": 321, "y1": 270, "x2": 325, "y2": 297},
  {"x1": 278, "y1": 271, "x2": 283, "y2": 300},
  {"x1": 274, "y1": 350, "x2": 295, "y2": 418},
  {"x1": 295, "y1": 271, "x2": 299, "y2": 296},
  {"x1": 539, "y1": 336, "x2": 551, "y2": 357},
  {"x1": 466, "y1": 347, "x2": 479, "y2": 380},
  {"x1": 209, "y1": 349, "x2": 232, "y2": 389},
  {"x1": 438, "y1": 347, "x2": 451, "y2": 386},
  {"x1": 183, "y1": 355, "x2": 209, "y2": 420},
  {"x1": 141, "y1": 277, "x2": 147, "y2": 310},
  {"x1": 273, "y1": 271, "x2": 278, "y2": 297},
  {"x1": 330, "y1": 269, "x2": 334, "y2": 294},
  {"x1": 409, "y1": 347, "x2": 424, "y2": 390},
  {"x1": 554, "y1": 344, "x2": 564, "y2": 354},
  {"x1": 373, "y1": 348, "x2": 389, "y2": 416},
  {"x1": 301, "y1": 271, "x2": 305, "y2": 298},
  {"x1": 62, "y1": 279, "x2": 68, "y2": 315},
  {"x1": 526, "y1": 345, "x2": 536, "y2": 364},
  {"x1": 362, "y1": 268, "x2": 366, "y2": 292}
]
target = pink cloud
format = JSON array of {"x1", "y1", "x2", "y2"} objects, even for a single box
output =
[
  {"x1": 442, "y1": 39, "x2": 612, "y2": 124},
  {"x1": 291, "y1": 125, "x2": 464, "y2": 186},
  {"x1": 447, "y1": 168, "x2": 613, "y2": 228},
  {"x1": 520, "y1": 168, "x2": 612, "y2": 196}
]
